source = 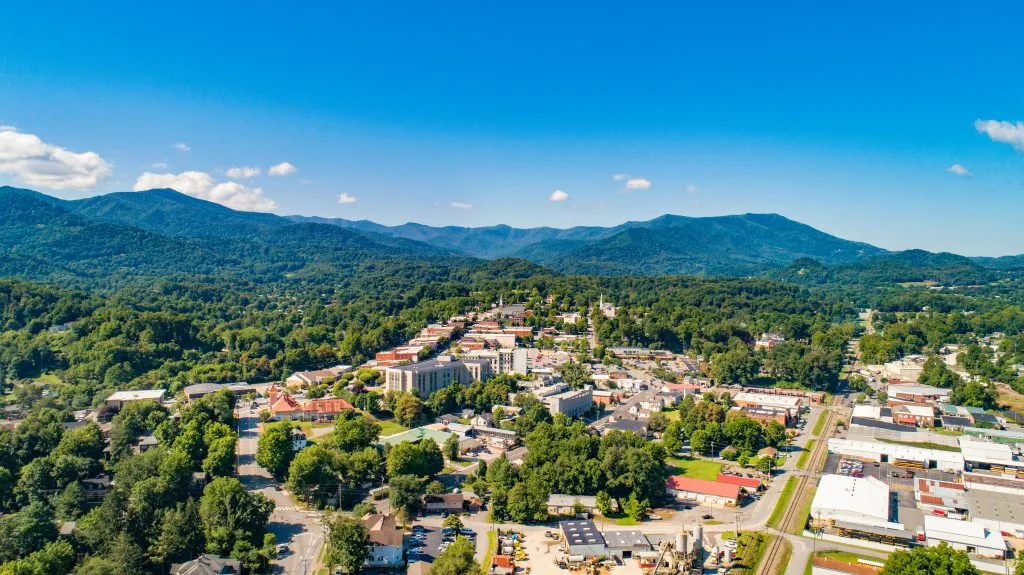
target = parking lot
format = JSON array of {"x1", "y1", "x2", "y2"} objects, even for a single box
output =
[
  {"x1": 406, "y1": 523, "x2": 479, "y2": 565},
  {"x1": 823, "y1": 452, "x2": 960, "y2": 487}
]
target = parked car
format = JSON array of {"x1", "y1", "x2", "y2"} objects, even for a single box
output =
[{"x1": 702, "y1": 514, "x2": 713, "y2": 520}]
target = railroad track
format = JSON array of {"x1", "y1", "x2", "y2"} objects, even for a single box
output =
[{"x1": 756, "y1": 395, "x2": 842, "y2": 575}]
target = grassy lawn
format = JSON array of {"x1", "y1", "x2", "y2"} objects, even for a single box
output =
[
  {"x1": 767, "y1": 476, "x2": 798, "y2": 530},
  {"x1": 796, "y1": 440, "x2": 816, "y2": 470},
  {"x1": 36, "y1": 373, "x2": 62, "y2": 385},
  {"x1": 666, "y1": 457, "x2": 722, "y2": 480},
  {"x1": 771, "y1": 539, "x2": 793, "y2": 575},
  {"x1": 375, "y1": 418, "x2": 409, "y2": 437},
  {"x1": 731, "y1": 532, "x2": 769, "y2": 575},
  {"x1": 811, "y1": 413, "x2": 827, "y2": 437},
  {"x1": 662, "y1": 408, "x2": 680, "y2": 421},
  {"x1": 789, "y1": 485, "x2": 816, "y2": 535},
  {"x1": 482, "y1": 529, "x2": 498, "y2": 569},
  {"x1": 877, "y1": 438, "x2": 960, "y2": 452},
  {"x1": 615, "y1": 517, "x2": 639, "y2": 526},
  {"x1": 294, "y1": 420, "x2": 334, "y2": 434}
]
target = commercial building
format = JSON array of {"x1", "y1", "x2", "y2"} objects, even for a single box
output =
[
  {"x1": 923, "y1": 515, "x2": 1006, "y2": 559},
  {"x1": 182, "y1": 382, "x2": 253, "y2": 402},
  {"x1": 559, "y1": 520, "x2": 606, "y2": 558},
  {"x1": 959, "y1": 436, "x2": 1024, "y2": 471},
  {"x1": 732, "y1": 392, "x2": 803, "y2": 414},
  {"x1": 665, "y1": 476, "x2": 740, "y2": 507},
  {"x1": 741, "y1": 406, "x2": 794, "y2": 427},
  {"x1": 544, "y1": 388, "x2": 594, "y2": 418},
  {"x1": 547, "y1": 494, "x2": 601, "y2": 516},
  {"x1": 285, "y1": 364, "x2": 352, "y2": 387},
  {"x1": 810, "y1": 474, "x2": 897, "y2": 530},
  {"x1": 384, "y1": 356, "x2": 491, "y2": 395},
  {"x1": 884, "y1": 356, "x2": 928, "y2": 383},
  {"x1": 465, "y1": 348, "x2": 528, "y2": 375},
  {"x1": 266, "y1": 393, "x2": 355, "y2": 422},
  {"x1": 716, "y1": 473, "x2": 761, "y2": 492},
  {"x1": 827, "y1": 438, "x2": 965, "y2": 473},
  {"x1": 887, "y1": 384, "x2": 949, "y2": 404},
  {"x1": 374, "y1": 346, "x2": 425, "y2": 365},
  {"x1": 104, "y1": 389, "x2": 167, "y2": 410},
  {"x1": 607, "y1": 347, "x2": 672, "y2": 360},
  {"x1": 914, "y1": 478, "x2": 968, "y2": 519},
  {"x1": 603, "y1": 530, "x2": 652, "y2": 560},
  {"x1": 892, "y1": 404, "x2": 937, "y2": 427}
]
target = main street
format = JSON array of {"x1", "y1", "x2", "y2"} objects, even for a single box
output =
[{"x1": 237, "y1": 400, "x2": 325, "y2": 574}]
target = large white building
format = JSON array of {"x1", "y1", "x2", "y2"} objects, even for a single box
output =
[
  {"x1": 923, "y1": 515, "x2": 1006, "y2": 559},
  {"x1": 810, "y1": 474, "x2": 899, "y2": 530},
  {"x1": 544, "y1": 387, "x2": 593, "y2": 418},
  {"x1": 464, "y1": 348, "x2": 528, "y2": 375},
  {"x1": 104, "y1": 389, "x2": 167, "y2": 409},
  {"x1": 384, "y1": 356, "x2": 491, "y2": 395},
  {"x1": 827, "y1": 438, "x2": 965, "y2": 473}
]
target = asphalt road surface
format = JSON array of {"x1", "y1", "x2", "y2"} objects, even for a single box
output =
[{"x1": 237, "y1": 401, "x2": 325, "y2": 574}]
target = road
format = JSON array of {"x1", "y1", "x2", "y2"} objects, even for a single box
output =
[{"x1": 237, "y1": 401, "x2": 325, "y2": 575}]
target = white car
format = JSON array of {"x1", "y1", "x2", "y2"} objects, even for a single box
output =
[{"x1": 724, "y1": 540, "x2": 738, "y2": 549}]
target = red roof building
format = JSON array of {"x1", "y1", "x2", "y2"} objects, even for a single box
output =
[
  {"x1": 716, "y1": 473, "x2": 762, "y2": 491},
  {"x1": 665, "y1": 476, "x2": 741, "y2": 507},
  {"x1": 268, "y1": 395, "x2": 353, "y2": 422}
]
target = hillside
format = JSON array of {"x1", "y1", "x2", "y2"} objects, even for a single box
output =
[
  {"x1": 769, "y1": 250, "x2": 998, "y2": 287},
  {"x1": 299, "y1": 212, "x2": 887, "y2": 275}
]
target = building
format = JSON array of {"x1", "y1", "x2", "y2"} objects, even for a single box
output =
[
  {"x1": 362, "y1": 513, "x2": 404, "y2": 568},
  {"x1": 607, "y1": 347, "x2": 672, "y2": 360},
  {"x1": 104, "y1": 389, "x2": 167, "y2": 410},
  {"x1": 810, "y1": 474, "x2": 897, "y2": 530},
  {"x1": 171, "y1": 554, "x2": 240, "y2": 575},
  {"x1": 741, "y1": 406, "x2": 794, "y2": 427},
  {"x1": 559, "y1": 520, "x2": 606, "y2": 558},
  {"x1": 603, "y1": 530, "x2": 652, "y2": 560},
  {"x1": 602, "y1": 418, "x2": 650, "y2": 438},
  {"x1": 891, "y1": 404, "x2": 936, "y2": 427},
  {"x1": 884, "y1": 356, "x2": 928, "y2": 383},
  {"x1": 826, "y1": 438, "x2": 965, "y2": 473},
  {"x1": 182, "y1": 382, "x2": 253, "y2": 402},
  {"x1": 472, "y1": 426, "x2": 518, "y2": 446},
  {"x1": 547, "y1": 494, "x2": 601, "y2": 516},
  {"x1": 134, "y1": 434, "x2": 157, "y2": 454},
  {"x1": 423, "y1": 493, "x2": 464, "y2": 514},
  {"x1": 959, "y1": 436, "x2": 1024, "y2": 471},
  {"x1": 754, "y1": 332, "x2": 786, "y2": 350},
  {"x1": 732, "y1": 392, "x2": 803, "y2": 414},
  {"x1": 544, "y1": 388, "x2": 593, "y2": 418},
  {"x1": 285, "y1": 365, "x2": 352, "y2": 387},
  {"x1": 291, "y1": 428, "x2": 308, "y2": 451},
  {"x1": 385, "y1": 356, "x2": 491, "y2": 395},
  {"x1": 266, "y1": 392, "x2": 355, "y2": 422},
  {"x1": 665, "y1": 476, "x2": 740, "y2": 507},
  {"x1": 375, "y1": 346, "x2": 425, "y2": 365},
  {"x1": 923, "y1": 515, "x2": 1006, "y2": 559},
  {"x1": 914, "y1": 478, "x2": 968, "y2": 519},
  {"x1": 887, "y1": 384, "x2": 950, "y2": 404},
  {"x1": 716, "y1": 473, "x2": 761, "y2": 492},
  {"x1": 592, "y1": 390, "x2": 621, "y2": 405},
  {"x1": 465, "y1": 348, "x2": 528, "y2": 375}
]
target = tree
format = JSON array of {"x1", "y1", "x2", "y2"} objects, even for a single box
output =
[
  {"x1": 386, "y1": 440, "x2": 443, "y2": 478},
  {"x1": 73, "y1": 556, "x2": 122, "y2": 575},
  {"x1": 505, "y1": 479, "x2": 548, "y2": 523},
  {"x1": 199, "y1": 477, "x2": 275, "y2": 556},
  {"x1": 444, "y1": 433, "x2": 460, "y2": 462},
  {"x1": 426, "y1": 480, "x2": 447, "y2": 495},
  {"x1": 256, "y1": 421, "x2": 296, "y2": 480},
  {"x1": 323, "y1": 514, "x2": 370, "y2": 574},
  {"x1": 288, "y1": 445, "x2": 342, "y2": 507},
  {"x1": 756, "y1": 457, "x2": 775, "y2": 475},
  {"x1": 0, "y1": 499, "x2": 57, "y2": 563},
  {"x1": 662, "y1": 420, "x2": 683, "y2": 454},
  {"x1": 53, "y1": 481, "x2": 86, "y2": 521},
  {"x1": 763, "y1": 420, "x2": 787, "y2": 449},
  {"x1": 151, "y1": 499, "x2": 204, "y2": 567},
  {"x1": 324, "y1": 412, "x2": 381, "y2": 452},
  {"x1": 0, "y1": 539, "x2": 75, "y2": 575},
  {"x1": 622, "y1": 492, "x2": 650, "y2": 522},
  {"x1": 559, "y1": 361, "x2": 591, "y2": 389},
  {"x1": 391, "y1": 393, "x2": 425, "y2": 427},
  {"x1": 442, "y1": 514, "x2": 464, "y2": 530},
  {"x1": 710, "y1": 347, "x2": 761, "y2": 386},
  {"x1": 596, "y1": 491, "x2": 612, "y2": 516},
  {"x1": 388, "y1": 474, "x2": 425, "y2": 519},
  {"x1": 431, "y1": 537, "x2": 481, "y2": 575},
  {"x1": 203, "y1": 435, "x2": 236, "y2": 477},
  {"x1": 881, "y1": 543, "x2": 978, "y2": 575}
]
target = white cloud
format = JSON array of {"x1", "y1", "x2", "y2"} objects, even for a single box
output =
[
  {"x1": 173, "y1": 142, "x2": 190, "y2": 152},
  {"x1": 151, "y1": 162, "x2": 168, "y2": 169},
  {"x1": 611, "y1": 174, "x2": 627, "y2": 181},
  {"x1": 133, "y1": 170, "x2": 277, "y2": 212},
  {"x1": 0, "y1": 128, "x2": 112, "y2": 189},
  {"x1": 686, "y1": 183, "x2": 700, "y2": 194},
  {"x1": 0, "y1": 125, "x2": 17, "y2": 132},
  {"x1": 226, "y1": 166, "x2": 261, "y2": 179},
  {"x1": 947, "y1": 164, "x2": 970, "y2": 176},
  {"x1": 337, "y1": 192, "x2": 357, "y2": 204},
  {"x1": 268, "y1": 161, "x2": 297, "y2": 176},
  {"x1": 549, "y1": 189, "x2": 569, "y2": 202},
  {"x1": 625, "y1": 177, "x2": 652, "y2": 190},
  {"x1": 974, "y1": 119, "x2": 1024, "y2": 151},
  {"x1": 450, "y1": 201, "x2": 472, "y2": 210}
]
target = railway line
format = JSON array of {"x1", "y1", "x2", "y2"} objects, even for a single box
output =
[{"x1": 756, "y1": 394, "x2": 842, "y2": 575}]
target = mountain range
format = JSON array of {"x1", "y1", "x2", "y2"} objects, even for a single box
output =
[{"x1": 0, "y1": 185, "x2": 1014, "y2": 287}]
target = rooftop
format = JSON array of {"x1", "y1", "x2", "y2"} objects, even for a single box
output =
[
  {"x1": 810, "y1": 474, "x2": 893, "y2": 529},
  {"x1": 603, "y1": 530, "x2": 651, "y2": 550},
  {"x1": 924, "y1": 515, "x2": 1005, "y2": 550},
  {"x1": 106, "y1": 389, "x2": 166, "y2": 402},
  {"x1": 665, "y1": 476, "x2": 741, "y2": 499},
  {"x1": 559, "y1": 520, "x2": 605, "y2": 548}
]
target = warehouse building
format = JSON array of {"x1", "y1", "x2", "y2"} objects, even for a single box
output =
[
  {"x1": 959, "y1": 436, "x2": 1024, "y2": 472},
  {"x1": 923, "y1": 515, "x2": 1006, "y2": 559},
  {"x1": 602, "y1": 530, "x2": 652, "y2": 560},
  {"x1": 827, "y1": 438, "x2": 965, "y2": 472},
  {"x1": 810, "y1": 474, "x2": 899, "y2": 530},
  {"x1": 560, "y1": 520, "x2": 606, "y2": 558},
  {"x1": 665, "y1": 476, "x2": 740, "y2": 507}
]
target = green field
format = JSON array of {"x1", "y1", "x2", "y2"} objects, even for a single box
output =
[
  {"x1": 767, "y1": 476, "x2": 798, "y2": 530},
  {"x1": 375, "y1": 419, "x2": 409, "y2": 437},
  {"x1": 35, "y1": 373, "x2": 62, "y2": 385},
  {"x1": 731, "y1": 532, "x2": 770, "y2": 575},
  {"x1": 666, "y1": 457, "x2": 722, "y2": 480},
  {"x1": 811, "y1": 413, "x2": 826, "y2": 436},
  {"x1": 796, "y1": 440, "x2": 816, "y2": 469},
  {"x1": 790, "y1": 485, "x2": 817, "y2": 535}
]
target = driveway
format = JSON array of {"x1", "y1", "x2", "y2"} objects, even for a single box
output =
[{"x1": 237, "y1": 401, "x2": 325, "y2": 574}]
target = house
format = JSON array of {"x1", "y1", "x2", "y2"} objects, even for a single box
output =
[
  {"x1": 423, "y1": 493, "x2": 464, "y2": 514},
  {"x1": 104, "y1": 389, "x2": 167, "y2": 410},
  {"x1": 665, "y1": 476, "x2": 741, "y2": 507},
  {"x1": 285, "y1": 365, "x2": 352, "y2": 387},
  {"x1": 892, "y1": 404, "x2": 936, "y2": 427},
  {"x1": 362, "y1": 513, "x2": 404, "y2": 568},
  {"x1": 547, "y1": 494, "x2": 601, "y2": 516},
  {"x1": 755, "y1": 333, "x2": 786, "y2": 350},
  {"x1": 171, "y1": 554, "x2": 240, "y2": 575},
  {"x1": 291, "y1": 428, "x2": 308, "y2": 451},
  {"x1": 471, "y1": 413, "x2": 494, "y2": 427},
  {"x1": 134, "y1": 434, "x2": 158, "y2": 455},
  {"x1": 80, "y1": 475, "x2": 112, "y2": 499},
  {"x1": 459, "y1": 438, "x2": 485, "y2": 455},
  {"x1": 602, "y1": 418, "x2": 650, "y2": 438}
]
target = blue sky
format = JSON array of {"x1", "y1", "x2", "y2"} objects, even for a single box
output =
[{"x1": 2, "y1": 2, "x2": 1024, "y2": 255}]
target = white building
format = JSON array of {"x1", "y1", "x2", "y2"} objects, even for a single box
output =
[
  {"x1": 732, "y1": 392, "x2": 803, "y2": 414},
  {"x1": 923, "y1": 515, "x2": 1006, "y2": 559},
  {"x1": 959, "y1": 437, "x2": 1024, "y2": 471},
  {"x1": 362, "y1": 514, "x2": 404, "y2": 568},
  {"x1": 464, "y1": 348, "x2": 528, "y2": 375},
  {"x1": 384, "y1": 356, "x2": 490, "y2": 395},
  {"x1": 104, "y1": 389, "x2": 167, "y2": 410},
  {"x1": 884, "y1": 355, "x2": 928, "y2": 382},
  {"x1": 827, "y1": 438, "x2": 965, "y2": 473},
  {"x1": 543, "y1": 388, "x2": 593, "y2": 418},
  {"x1": 810, "y1": 474, "x2": 899, "y2": 530}
]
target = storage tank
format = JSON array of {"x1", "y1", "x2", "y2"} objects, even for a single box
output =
[
  {"x1": 693, "y1": 524, "x2": 703, "y2": 552},
  {"x1": 676, "y1": 532, "x2": 687, "y2": 553}
]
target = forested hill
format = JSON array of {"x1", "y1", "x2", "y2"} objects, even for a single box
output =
[
  {"x1": 0, "y1": 186, "x2": 477, "y2": 289},
  {"x1": 297, "y1": 212, "x2": 889, "y2": 275}
]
